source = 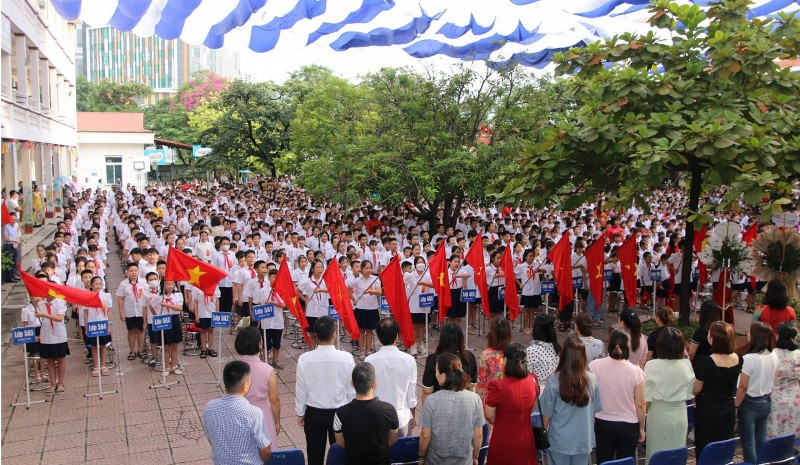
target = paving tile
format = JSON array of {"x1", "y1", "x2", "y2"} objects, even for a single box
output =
[
  {"x1": 40, "y1": 445, "x2": 85, "y2": 464},
  {"x1": 171, "y1": 443, "x2": 211, "y2": 463},
  {"x1": 2, "y1": 453, "x2": 43, "y2": 465},
  {"x1": 85, "y1": 440, "x2": 128, "y2": 461},
  {"x1": 1, "y1": 438, "x2": 45, "y2": 457},
  {"x1": 85, "y1": 426, "x2": 127, "y2": 445}
]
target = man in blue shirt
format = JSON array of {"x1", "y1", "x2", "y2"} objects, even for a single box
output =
[{"x1": 204, "y1": 361, "x2": 272, "y2": 465}]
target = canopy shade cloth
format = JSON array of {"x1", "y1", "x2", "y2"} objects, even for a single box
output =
[{"x1": 51, "y1": 0, "x2": 799, "y2": 68}]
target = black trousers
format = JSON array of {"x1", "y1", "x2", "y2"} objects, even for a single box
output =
[
  {"x1": 219, "y1": 286, "x2": 233, "y2": 313},
  {"x1": 594, "y1": 418, "x2": 640, "y2": 464},
  {"x1": 305, "y1": 406, "x2": 337, "y2": 465}
]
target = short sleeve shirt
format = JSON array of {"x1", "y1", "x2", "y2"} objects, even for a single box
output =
[
  {"x1": 204, "y1": 395, "x2": 271, "y2": 465},
  {"x1": 332, "y1": 398, "x2": 399, "y2": 465}
]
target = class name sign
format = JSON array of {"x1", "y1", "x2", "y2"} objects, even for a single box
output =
[
  {"x1": 12, "y1": 327, "x2": 36, "y2": 345},
  {"x1": 86, "y1": 321, "x2": 109, "y2": 338},
  {"x1": 211, "y1": 312, "x2": 231, "y2": 328},
  {"x1": 419, "y1": 293, "x2": 435, "y2": 308},
  {"x1": 153, "y1": 315, "x2": 172, "y2": 331},
  {"x1": 252, "y1": 304, "x2": 275, "y2": 321}
]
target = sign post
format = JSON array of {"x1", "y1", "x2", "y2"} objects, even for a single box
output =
[
  {"x1": 460, "y1": 289, "x2": 477, "y2": 352},
  {"x1": 209, "y1": 311, "x2": 231, "y2": 390},
  {"x1": 85, "y1": 321, "x2": 117, "y2": 399},
  {"x1": 328, "y1": 305, "x2": 340, "y2": 350},
  {"x1": 252, "y1": 304, "x2": 274, "y2": 362},
  {"x1": 651, "y1": 268, "x2": 661, "y2": 318},
  {"x1": 419, "y1": 293, "x2": 435, "y2": 351},
  {"x1": 150, "y1": 315, "x2": 179, "y2": 390},
  {"x1": 10, "y1": 327, "x2": 46, "y2": 409},
  {"x1": 541, "y1": 281, "x2": 555, "y2": 316},
  {"x1": 603, "y1": 269, "x2": 612, "y2": 320}
]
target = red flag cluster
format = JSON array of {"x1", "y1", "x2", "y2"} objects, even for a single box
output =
[
  {"x1": 274, "y1": 257, "x2": 310, "y2": 345},
  {"x1": 322, "y1": 258, "x2": 360, "y2": 341},
  {"x1": 617, "y1": 234, "x2": 638, "y2": 307},
  {"x1": 501, "y1": 245, "x2": 520, "y2": 321},
  {"x1": 19, "y1": 266, "x2": 104, "y2": 309},
  {"x1": 428, "y1": 242, "x2": 452, "y2": 322},
  {"x1": 547, "y1": 233, "x2": 574, "y2": 310},
  {"x1": 465, "y1": 230, "x2": 490, "y2": 317}
]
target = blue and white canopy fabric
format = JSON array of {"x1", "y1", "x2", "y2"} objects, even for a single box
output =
[{"x1": 50, "y1": 0, "x2": 799, "y2": 68}]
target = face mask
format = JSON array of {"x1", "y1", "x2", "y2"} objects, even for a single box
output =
[
  {"x1": 135, "y1": 220, "x2": 142, "y2": 226},
  {"x1": 221, "y1": 245, "x2": 230, "y2": 252},
  {"x1": 416, "y1": 263, "x2": 426, "y2": 272},
  {"x1": 148, "y1": 281, "x2": 159, "y2": 289}
]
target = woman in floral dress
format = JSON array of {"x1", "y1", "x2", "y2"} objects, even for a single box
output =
[
  {"x1": 476, "y1": 316, "x2": 512, "y2": 399},
  {"x1": 767, "y1": 322, "x2": 800, "y2": 439}
]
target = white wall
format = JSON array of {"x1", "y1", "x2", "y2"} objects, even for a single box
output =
[{"x1": 77, "y1": 131, "x2": 154, "y2": 191}]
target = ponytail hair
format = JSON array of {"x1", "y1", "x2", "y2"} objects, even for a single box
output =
[
  {"x1": 436, "y1": 353, "x2": 470, "y2": 392},
  {"x1": 503, "y1": 343, "x2": 528, "y2": 379},
  {"x1": 607, "y1": 328, "x2": 631, "y2": 360}
]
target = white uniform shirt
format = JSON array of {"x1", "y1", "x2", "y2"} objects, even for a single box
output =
[
  {"x1": 38, "y1": 300, "x2": 68, "y2": 344},
  {"x1": 295, "y1": 345, "x2": 356, "y2": 415},
  {"x1": 365, "y1": 346, "x2": 418, "y2": 428},
  {"x1": 116, "y1": 278, "x2": 147, "y2": 318}
]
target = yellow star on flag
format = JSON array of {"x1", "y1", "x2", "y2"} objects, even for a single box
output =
[
  {"x1": 595, "y1": 264, "x2": 602, "y2": 279},
  {"x1": 48, "y1": 289, "x2": 66, "y2": 300},
  {"x1": 187, "y1": 266, "x2": 207, "y2": 286},
  {"x1": 624, "y1": 265, "x2": 631, "y2": 270},
  {"x1": 438, "y1": 272, "x2": 446, "y2": 287},
  {"x1": 291, "y1": 297, "x2": 297, "y2": 306}
]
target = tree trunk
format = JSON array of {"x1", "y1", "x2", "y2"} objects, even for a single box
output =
[{"x1": 679, "y1": 162, "x2": 703, "y2": 326}]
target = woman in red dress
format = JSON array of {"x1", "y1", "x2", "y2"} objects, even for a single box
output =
[{"x1": 484, "y1": 342, "x2": 539, "y2": 465}]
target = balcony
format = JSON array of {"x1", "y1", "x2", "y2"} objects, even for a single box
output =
[{"x1": 1, "y1": 90, "x2": 76, "y2": 146}]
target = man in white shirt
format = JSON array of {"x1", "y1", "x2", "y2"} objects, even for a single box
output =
[
  {"x1": 295, "y1": 316, "x2": 356, "y2": 465},
  {"x1": 365, "y1": 317, "x2": 417, "y2": 437}
]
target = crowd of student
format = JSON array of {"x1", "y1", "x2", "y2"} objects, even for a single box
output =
[{"x1": 8, "y1": 176, "x2": 800, "y2": 465}]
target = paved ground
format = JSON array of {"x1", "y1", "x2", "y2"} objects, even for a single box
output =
[{"x1": 1, "y1": 224, "x2": 758, "y2": 464}]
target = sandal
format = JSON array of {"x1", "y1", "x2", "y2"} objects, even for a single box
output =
[
  {"x1": 138, "y1": 350, "x2": 148, "y2": 360},
  {"x1": 208, "y1": 350, "x2": 218, "y2": 358},
  {"x1": 272, "y1": 363, "x2": 285, "y2": 370},
  {"x1": 199, "y1": 350, "x2": 207, "y2": 359},
  {"x1": 55, "y1": 384, "x2": 65, "y2": 395},
  {"x1": 101, "y1": 368, "x2": 109, "y2": 376},
  {"x1": 127, "y1": 352, "x2": 136, "y2": 361},
  {"x1": 45, "y1": 385, "x2": 56, "y2": 395},
  {"x1": 92, "y1": 368, "x2": 100, "y2": 377}
]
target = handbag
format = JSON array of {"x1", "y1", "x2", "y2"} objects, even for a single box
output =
[{"x1": 531, "y1": 375, "x2": 550, "y2": 450}]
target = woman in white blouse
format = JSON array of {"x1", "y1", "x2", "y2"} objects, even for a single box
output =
[
  {"x1": 405, "y1": 256, "x2": 433, "y2": 356},
  {"x1": 299, "y1": 259, "x2": 329, "y2": 349}
]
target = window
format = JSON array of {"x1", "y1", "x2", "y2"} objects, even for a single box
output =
[
  {"x1": 105, "y1": 156, "x2": 122, "y2": 184},
  {"x1": 192, "y1": 48, "x2": 201, "y2": 58},
  {"x1": 191, "y1": 62, "x2": 200, "y2": 72}
]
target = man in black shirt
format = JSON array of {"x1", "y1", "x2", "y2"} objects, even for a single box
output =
[{"x1": 333, "y1": 362, "x2": 399, "y2": 465}]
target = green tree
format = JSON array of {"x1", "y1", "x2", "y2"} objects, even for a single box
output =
[
  {"x1": 194, "y1": 80, "x2": 293, "y2": 177},
  {"x1": 76, "y1": 76, "x2": 152, "y2": 112},
  {"x1": 293, "y1": 65, "x2": 562, "y2": 227},
  {"x1": 143, "y1": 99, "x2": 195, "y2": 165},
  {"x1": 495, "y1": 0, "x2": 800, "y2": 324}
]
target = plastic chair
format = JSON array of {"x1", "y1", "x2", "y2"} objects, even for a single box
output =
[
  {"x1": 600, "y1": 458, "x2": 635, "y2": 465},
  {"x1": 268, "y1": 448, "x2": 305, "y2": 465},
  {"x1": 696, "y1": 438, "x2": 736, "y2": 465},
  {"x1": 390, "y1": 436, "x2": 420, "y2": 465},
  {"x1": 649, "y1": 447, "x2": 689, "y2": 465},
  {"x1": 756, "y1": 433, "x2": 796, "y2": 465},
  {"x1": 687, "y1": 402, "x2": 695, "y2": 432},
  {"x1": 481, "y1": 423, "x2": 490, "y2": 448},
  {"x1": 326, "y1": 444, "x2": 345, "y2": 465}
]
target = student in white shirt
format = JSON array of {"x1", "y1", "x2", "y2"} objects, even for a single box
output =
[
  {"x1": 193, "y1": 285, "x2": 220, "y2": 358},
  {"x1": 405, "y1": 257, "x2": 433, "y2": 357},
  {"x1": 348, "y1": 261, "x2": 382, "y2": 359},
  {"x1": 36, "y1": 288, "x2": 69, "y2": 395},
  {"x1": 83, "y1": 276, "x2": 114, "y2": 377},
  {"x1": 116, "y1": 263, "x2": 147, "y2": 361},
  {"x1": 515, "y1": 249, "x2": 543, "y2": 335},
  {"x1": 243, "y1": 262, "x2": 286, "y2": 369},
  {"x1": 20, "y1": 296, "x2": 44, "y2": 382},
  {"x1": 298, "y1": 259, "x2": 329, "y2": 349},
  {"x1": 193, "y1": 230, "x2": 214, "y2": 263},
  {"x1": 151, "y1": 280, "x2": 185, "y2": 375}
]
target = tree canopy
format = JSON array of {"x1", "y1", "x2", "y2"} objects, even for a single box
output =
[
  {"x1": 494, "y1": 0, "x2": 800, "y2": 323},
  {"x1": 76, "y1": 76, "x2": 152, "y2": 112},
  {"x1": 293, "y1": 64, "x2": 571, "y2": 227}
]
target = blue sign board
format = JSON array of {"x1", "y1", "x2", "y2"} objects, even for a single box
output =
[
  {"x1": 499, "y1": 286, "x2": 506, "y2": 300},
  {"x1": 419, "y1": 293, "x2": 435, "y2": 308},
  {"x1": 541, "y1": 281, "x2": 556, "y2": 295},
  {"x1": 211, "y1": 312, "x2": 231, "y2": 328},
  {"x1": 12, "y1": 327, "x2": 36, "y2": 345},
  {"x1": 693, "y1": 268, "x2": 700, "y2": 280},
  {"x1": 86, "y1": 320, "x2": 109, "y2": 338},
  {"x1": 153, "y1": 315, "x2": 172, "y2": 331},
  {"x1": 328, "y1": 305, "x2": 339, "y2": 321},
  {"x1": 460, "y1": 289, "x2": 477, "y2": 302},
  {"x1": 252, "y1": 304, "x2": 275, "y2": 321},
  {"x1": 651, "y1": 269, "x2": 662, "y2": 282},
  {"x1": 572, "y1": 276, "x2": 584, "y2": 289},
  {"x1": 604, "y1": 269, "x2": 613, "y2": 281},
  {"x1": 380, "y1": 296, "x2": 390, "y2": 311}
]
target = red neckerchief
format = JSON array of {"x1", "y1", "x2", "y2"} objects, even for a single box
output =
[{"x1": 46, "y1": 302, "x2": 54, "y2": 331}]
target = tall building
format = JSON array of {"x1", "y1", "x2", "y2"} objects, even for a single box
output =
[
  {"x1": 76, "y1": 24, "x2": 240, "y2": 104},
  {"x1": 2, "y1": 0, "x2": 77, "y2": 229}
]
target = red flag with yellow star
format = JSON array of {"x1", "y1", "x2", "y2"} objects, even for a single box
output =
[
  {"x1": 273, "y1": 256, "x2": 310, "y2": 344},
  {"x1": 617, "y1": 234, "x2": 638, "y2": 307},
  {"x1": 322, "y1": 258, "x2": 360, "y2": 341},
  {"x1": 585, "y1": 238, "x2": 605, "y2": 305},
  {"x1": 428, "y1": 241, "x2": 452, "y2": 322},
  {"x1": 547, "y1": 232, "x2": 574, "y2": 311},
  {"x1": 465, "y1": 230, "x2": 490, "y2": 317},
  {"x1": 501, "y1": 245, "x2": 520, "y2": 321},
  {"x1": 18, "y1": 265, "x2": 104, "y2": 308},
  {"x1": 379, "y1": 255, "x2": 415, "y2": 348},
  {"x1": 165, "y1": 246, "x2": 228, "y2": 296}
]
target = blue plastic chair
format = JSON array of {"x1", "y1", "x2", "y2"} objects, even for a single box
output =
[
  {"x1": 481, "y1": 423, "x2": 490, "y2": 448},
  {"x1": 326, "y1": 444, "x2": 345, "y2": 465},
  {"x1": 600, "y1": 458, "x2": 635, "y2": 465},
  {"x1": 756, "y1": 433, "x2": 796, "y2": 465},
  {"x1": 390, "y1": 436, "x2": 420, "y2": 465},
  {"x1": 477, "y1": 445, "x2": 489, "y2": 465},
  {"x1": 268, "y1": 448, "x2": 305, "y2": 465},
  {"x1": 649, "y1": 447, "x2": 689, "y2": 465},
  {"x1": 697, "y1": 438, "x2": 736, "y2": 465},
  {"x1": 687, "y1": 402, "x2": 696, "y2": 431}
]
